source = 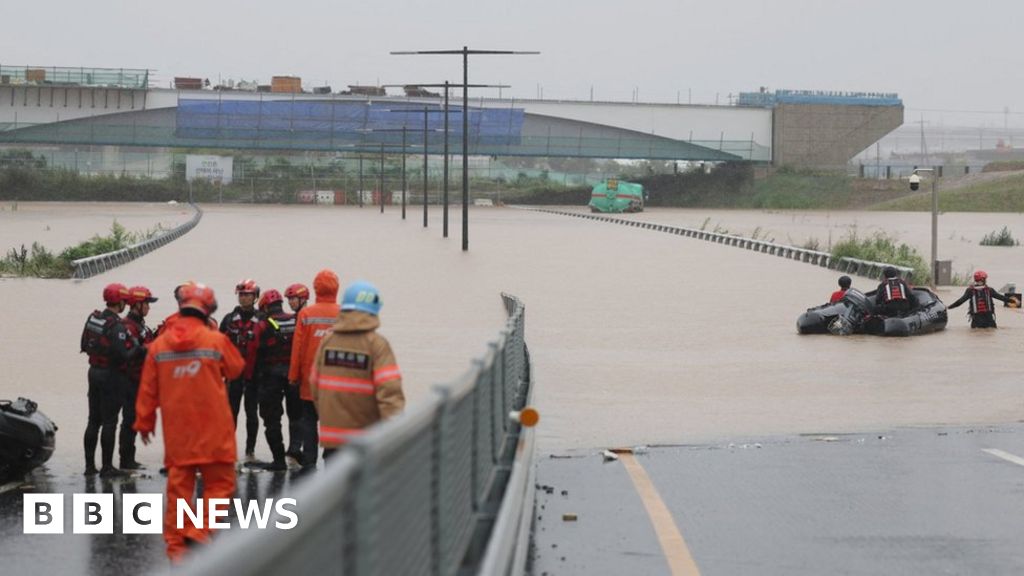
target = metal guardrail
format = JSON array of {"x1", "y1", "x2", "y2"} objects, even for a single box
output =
[
  {"x1": 519, "y1": 207, "x2": 916, "y2": 282},
  {"x1": 70, "y1": 204, "x2": 202, "y2": 279},
  {"x1": 833, "y1": 257, "x2": 913, "y2": 282},
  {"x1": 184, "y1": 293, "x2": 534, "y2": 576}
]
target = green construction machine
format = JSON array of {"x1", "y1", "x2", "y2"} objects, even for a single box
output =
[{"x1": 588, "y1": 179, "x2": 645, "y2": 213}]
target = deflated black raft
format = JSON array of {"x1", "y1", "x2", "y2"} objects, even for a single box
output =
[
  {"x1": 797, "y1": 287, "x2": 948, "y2": 337},
  {"x1": 0, "y1": 398, "x2": 57, "y2": 483}
]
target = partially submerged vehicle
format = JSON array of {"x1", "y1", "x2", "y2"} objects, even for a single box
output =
[
  {"x1": 0, "y1": 397, "x2": 57, "y2": 483},
  {"x1": 797, "y1": 287, "x2": 947, "y2": 336},
  {"x1": 588, "y1": 179, "x2": 645, "y2": 213}
]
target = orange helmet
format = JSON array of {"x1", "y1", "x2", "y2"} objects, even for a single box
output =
[
  {"x1": 284, "y1": 283, "x2": 310, "y2": 300},
  {"x1": 102, "y1": 283, "x2": 130, "y2": 305},
  {"x1": 258, "y1": 289, "x2": 284, "y2": 310},
  {"x1": 235, "y1": 279, "x2": 260, "y2": 297},
  {"x1": 178, "y1": 283, "x2": 218, "y2": 316},
  {"x1": 974, "y1": 270, "x2": 988, "y2": 283},
  {"x1": 127, "y1": 285, "x2": 158, "y2": 305}
]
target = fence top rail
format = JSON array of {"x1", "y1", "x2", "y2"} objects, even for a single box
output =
[
  {"x1": 839, "y1": 256, "x2": 913, "y2": 273},
  {"x1": 70, "y1": 204, "x2": 201, "y2": 268}
]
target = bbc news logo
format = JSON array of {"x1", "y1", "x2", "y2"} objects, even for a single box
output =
[{"x1": 23, "y1": 494, "x2": 298, "y2": 534}]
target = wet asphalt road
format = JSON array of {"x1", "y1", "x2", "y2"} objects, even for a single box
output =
[{"x1": 532, "y1": 425, "x2": 1024, "y2": 575}]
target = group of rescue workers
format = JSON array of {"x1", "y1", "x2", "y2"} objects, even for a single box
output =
[
  {"x1": 829, "y1": 267, "x2": 1019, "y2": 328},
  {"x1": 80, "y1": 269, "x2": 405, "y2": 561}
]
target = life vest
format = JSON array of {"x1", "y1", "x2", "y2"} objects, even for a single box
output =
[
  {"x1": 221, "y1": 307, "x2": 259, "y2": 353},
  {"x1": 882, "y1": 278, "x2": 908, "y2": 303},
  {"x1": 258, "y1": 311, "x2": 296, "y2": 368},
  {"x1": 80, "y1": 310, "x2": 120, "y2": 367},
  {"x1": 122, "y1": 313, "x2": 155, "y2": 381},
  {"x1": 970, "y1": 286, "x2": 995, "y2": 315}
]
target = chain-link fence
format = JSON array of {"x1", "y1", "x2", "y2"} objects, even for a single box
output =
[{"x1": 182, "y1": 293, "x2": 534, "y2": 576}]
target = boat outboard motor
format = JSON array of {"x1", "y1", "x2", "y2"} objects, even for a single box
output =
[
  {"x1": 0, "y1": 397, "x2": 57, "y2": 483},
  {"x1": 828, "y1": 288, "x2": 873, "y2": 335}
]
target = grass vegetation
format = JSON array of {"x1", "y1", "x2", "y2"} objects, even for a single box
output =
[
  {"x1": 830, "y1": 229, "x2": 931, "y2": 284},
  {"x1": 872, "y1": 173, "x2": 1024, "y2": 212},
  {"x1": 979, "y1": 226, "x2": 1020, "y2": 246},
  {"x1": 0, "y1": 220, "x2": 161, "y2": 278}
]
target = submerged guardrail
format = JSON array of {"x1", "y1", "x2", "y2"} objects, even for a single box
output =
[
  {"x1": 71, "y1": 203, "x2": 202, "y2": 279},
  {"x1": 184, "y1": 293, "x2": 535, "y2": 576},
  {"x1": 521, "y1": 207, "x2": 915, "y2": 282}
]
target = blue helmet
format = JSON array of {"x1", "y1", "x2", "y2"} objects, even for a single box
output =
[{"x1": 341, "y1": 281, "x2": 382, "y2": 316}]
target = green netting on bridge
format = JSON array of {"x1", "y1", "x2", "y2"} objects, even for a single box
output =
[
  {"x1": 0, "y1": 121, "x2": 758, "y2": 161},
  {"x1": 0, "y1": 65, "x2": 148, "y2": 89}
]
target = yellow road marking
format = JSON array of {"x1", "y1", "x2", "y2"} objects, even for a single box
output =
[{"x1": 618, "y1": 451, "x2": 701, "y2": 576}]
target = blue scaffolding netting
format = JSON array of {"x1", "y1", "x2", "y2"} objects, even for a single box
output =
[{"x1": 175, "y1": 100, "x2": 526, "y2": 146}]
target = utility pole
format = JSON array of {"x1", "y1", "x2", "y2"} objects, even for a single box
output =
[{"x1": 392, "y1": 46, "x2": 539, "y2": 251}]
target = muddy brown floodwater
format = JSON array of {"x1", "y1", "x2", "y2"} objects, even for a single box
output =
[{"x1": 1, "y1": 203, "x2": 1021, "y2": 468}]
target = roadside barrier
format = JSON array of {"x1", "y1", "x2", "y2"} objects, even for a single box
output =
[
  {"x1": 70, "y1": 203, "x2": 202, "y2": 279},
  {"x1": 520, "y1": 207, "x2": 916, "y2": 282},
  {"x1": 185, "y1": 293, "x2": 535, "y2": 576}
]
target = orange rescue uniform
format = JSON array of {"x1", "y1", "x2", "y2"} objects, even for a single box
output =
[
  {"x1": 288, "y1": 274, "x2": 339, "y2": 401},
  {"x1": 135, "y1": 315, "x2": 244, "y2": 562}
]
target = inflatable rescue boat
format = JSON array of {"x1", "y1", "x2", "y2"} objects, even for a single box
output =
[
  {"x1": 797, "y1": 287, "x2": 948, "y2": 336},
  {"x1": 0, "y1": 397, "x2": 57, "y2": 483}
]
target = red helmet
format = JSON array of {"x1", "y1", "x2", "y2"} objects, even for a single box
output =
[
  {"x1": 284, "y1": 283, "x2": 310, "y2": 300},
  {"x1": 102, "y1": 283, "x2": 130, "y2": 305},
  {"x1": 235, "y1": 279, "x2": 260, "y2": 297},
  {"x1": 974, "y1": 270, "x2": 988, "y2": 282},
  {"x1": 258, "y1": 289, "x2": 284, "y2": 310},
  {"x1": 178, "y1": 283, "x2": 218, "y2": 316},
  {"x1": 127, "y1": 285, "x2": 159, "y2": 305}
]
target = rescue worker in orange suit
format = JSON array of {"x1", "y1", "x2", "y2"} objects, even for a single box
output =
[
  {"x1": 250, "y1": 289, "x2": 297, "y2": 471},
  {"x1": 135, "y1": 283, "x2": 243, "y2": 564},
  {"x1": 829, "y1": 275, "x2": 852, "y2": 303},
  {"x1": 948, "y1": 270, "x2": 1019, "y2": 328},
  {"x1": 288, "y1": 270, "x2": 340, "y2": 471},
  {"x1": 220, "y1": 279, "x2": 262, "y2": 462},
  {"x1": 157, "y1": 282, "x2": 218, "y2": 337},
  {"x1": 282, "y1": 283, "x2": 310, "y2": 462},
  {"x1": 119, "y1": 285, "x2": 158, "y2": 470},
  {"x1": 81, "y1": 283, "x2": 135, "y2": 477},
  {"x1": 874, "y1": 266, "x2": 916, "y2": 317},
  {"x1": 311, "y1": 281, "x2": 404, "y2": 460}
]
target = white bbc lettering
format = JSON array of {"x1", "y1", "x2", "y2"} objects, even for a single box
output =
[
  {"x1": 177, "y1": 498, "x2": 203, "y2": 529},
  {"x1": 234, "y1": 499, "x2": 273, "y2": 529},
  {"x1": 208, "y1": 498, "x2": 231, "y2": 529},
  {"x1": 314, "y1": 328, "x2": 330, "y2": 338},
  {"x1": 23, "y1": 494, "x2": 63, "y2": 534},
  {"x1": 122, "y1": 494, "x2": 163, "y2": 534},
  {"x1": 73, "y1": 494, "x2": 114, "y2": 534},
  {"x1": 275, "y1": 498, "x2": 298, "y2": 529}
]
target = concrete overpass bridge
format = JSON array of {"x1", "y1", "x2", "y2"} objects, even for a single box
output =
[{"x1": 0, "y1": 66, "x2": 903, "y2": 168}]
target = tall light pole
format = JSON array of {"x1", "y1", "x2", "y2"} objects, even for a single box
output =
[
  {"x1": 910, "y1": 167, "x2": 938, "y2": 285},
  {"x1": 385, "y1": 81, "x2": 507, "y2": 238},
  {"x1": 392, "y1": 47, "x2": 539, "y2": 251}
]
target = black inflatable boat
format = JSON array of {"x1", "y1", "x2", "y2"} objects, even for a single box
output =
[
  {"x1": 0, "y1": 398, "x2": 57, "y2": 483},
  {"x1": 797, "y1": 287, "x2": 948, "y2": 336}
]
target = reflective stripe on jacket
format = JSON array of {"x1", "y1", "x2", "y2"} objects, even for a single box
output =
[
  {"x1": 288, "y1": 301, "x2": 340, "y2": 400},
  {"x1": 311, "y1": 310, "x2": 405, "y2": 448},
  {"x1": 135, "y1": 316, "x2": 244, "y2": 467}
]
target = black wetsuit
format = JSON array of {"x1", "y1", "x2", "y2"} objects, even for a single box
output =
[{"x1": 949, "y1": 285, "x2": 1012, "y2": 328}]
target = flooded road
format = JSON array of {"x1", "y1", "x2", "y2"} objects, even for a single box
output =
[
  {"x1": 1, "y1": 203, "x2": 1021, "y2": 456},
  {"x1": 1, "y1": 202, "x2": 1021, "y2": 574}
]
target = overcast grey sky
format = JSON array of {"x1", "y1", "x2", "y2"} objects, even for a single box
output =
[{"x1": 3, "y1": 0, "x2": 1021, "y2": 131}]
